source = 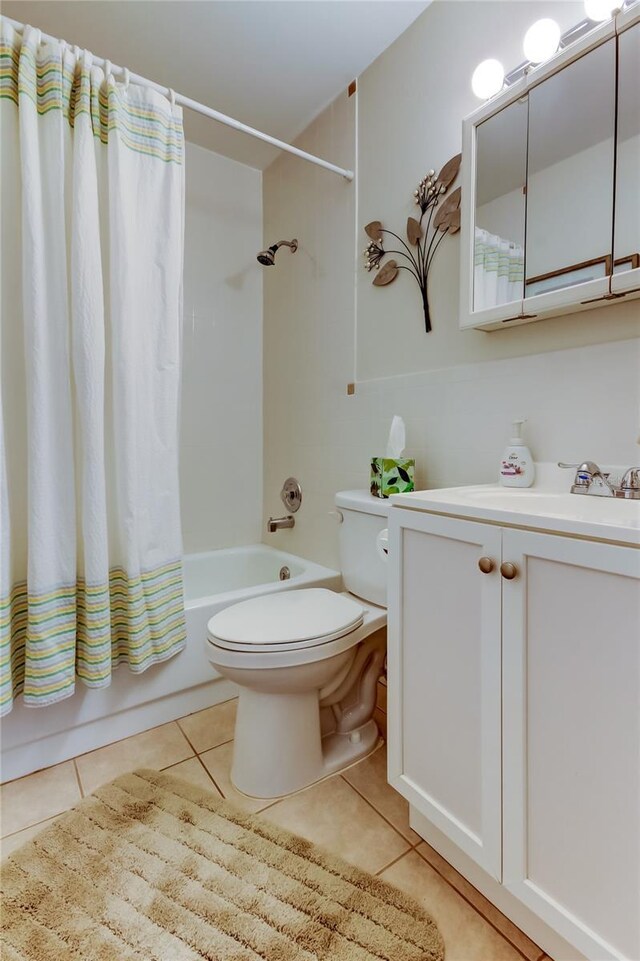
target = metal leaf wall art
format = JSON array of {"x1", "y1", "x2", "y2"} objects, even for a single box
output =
[{"x1": 363, "y1": 154, "x2": 461, "y2": 333}]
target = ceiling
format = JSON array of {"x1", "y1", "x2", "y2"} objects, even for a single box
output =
[{"x1": 2, "y1": 0, "x2": 430, "y2": 169}]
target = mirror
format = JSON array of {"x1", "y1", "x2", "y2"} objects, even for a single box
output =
[
  {"x1": 525, "y1": 39, "x2": 616, "y2": 298},
  {"x1": 614, "y1": 23, "x2": 640, "y2": 277},
  {"x1": 474, "y1": 99, "x2": 528, "y2": 312}
]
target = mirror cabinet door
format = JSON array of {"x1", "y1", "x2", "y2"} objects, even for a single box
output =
[
  {"x1": 525, "y1": 39, "x2": 616, "y2": 299},
  {"x1": 613, "y1": 23, "x2": 640, "y2": 291},
  {"x1": 474, "y1": 99, "x2": 528, "y2": 313}
]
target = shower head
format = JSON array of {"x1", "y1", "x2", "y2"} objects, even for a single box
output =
[
  {"x1": 257, "y1": 247, "x2": 277, "y2": 266},
  {"x1": 257, "y1": 239, "x2": 298, "y2": 266}
]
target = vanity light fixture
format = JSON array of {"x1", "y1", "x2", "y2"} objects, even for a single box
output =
[
  {"x1": 471, "y1": 59, "x2": 505, "y2": 99},
  {"x1": 471, "y1": 0, "x2": 635, "y2": 101},
  {"x1": 523, "y1": 18, "x2": 562, "y2": 64}
]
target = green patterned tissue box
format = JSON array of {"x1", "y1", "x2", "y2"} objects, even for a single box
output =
[{"x1": 370, "y1": 457, "x2": 415, "y2": 498}]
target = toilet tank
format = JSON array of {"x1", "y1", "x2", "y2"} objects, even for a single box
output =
[{"x1": 335, "y1": 490, "x2": 390, "y2": 608}]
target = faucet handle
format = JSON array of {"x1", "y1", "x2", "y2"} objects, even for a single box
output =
[
  {"x1": 621, "y1": 467, "x2": 640, "y2": 492},
  {"x1": 558, "y1": 461, "x2": 602, "y2": 474},
  {"x1": 558, "y1": 461, "x2": 604, "y2": 494}
]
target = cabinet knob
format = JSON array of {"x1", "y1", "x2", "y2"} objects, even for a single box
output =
[
  {"x1": 478, "y1": 556, "x2": 495, "y2": 574},
  {"x1": 500, "y1": 562, "x2": 518, "y2": 580}
]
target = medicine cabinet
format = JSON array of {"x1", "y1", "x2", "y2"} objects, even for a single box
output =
[{"x1": 460, "y1": 5, "x2": 640, "y2": 331}]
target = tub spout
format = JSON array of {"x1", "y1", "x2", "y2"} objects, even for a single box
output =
[{"x1": 267, "y1": 515, "x2": 294, "y2": 533}]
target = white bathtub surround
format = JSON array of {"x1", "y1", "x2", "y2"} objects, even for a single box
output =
[
  {"x1": 0, "y1": 23, "x2": 186, "y2": 717},
  {"x1": 180, "y1": 143, "x2": 263, "y2": 553},
  {"x1": 1, "y1": 546, "x2": 340, "y2": 783}
]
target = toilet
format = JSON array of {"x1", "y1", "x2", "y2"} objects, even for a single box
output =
[{"x1": 206, "y1": 490, "x2": 389, "y2": 799}]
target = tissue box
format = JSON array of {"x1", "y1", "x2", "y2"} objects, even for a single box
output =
[{"x1": 370, "y1": 457, "x2": 415, "y2": 498}]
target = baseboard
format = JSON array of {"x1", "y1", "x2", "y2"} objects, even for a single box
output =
[
  {"x1": 1, "y1": 679, "x2": 238, "y2": 783},
  {"x1": 409, "y1": 807, "x2": 587, "y2": 961}
]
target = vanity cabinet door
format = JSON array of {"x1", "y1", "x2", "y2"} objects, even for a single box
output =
[
  {"x1": 462, "y1": 96, "x2": 528, "y2": 328},
  {"x1": 612, "y1": 18, "x2": 640, "y2": 298},
  {"x1": 502, "y1": 529, "x2": 640, "y2": 961},
  {"x1": 387, "y1": 509, "x2": 503, "y2": 879},
  {"x1": 524, "y1": 38, "x2": 617, "y2": 315}
]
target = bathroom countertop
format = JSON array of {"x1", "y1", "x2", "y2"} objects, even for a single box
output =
[{"x1": 390, "y1": 466, "x2": 640, "y2": 547}]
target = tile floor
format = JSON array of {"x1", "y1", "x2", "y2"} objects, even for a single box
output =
[{"x1": 0, "y1": 693, "x2": 553, "y2": 961}]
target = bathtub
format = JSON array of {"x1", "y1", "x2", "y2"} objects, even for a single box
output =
[
  {"x1": 1, "y1": 546, "x2": 342, "y2": 783},
  {"x1": 184, "y1": 544, "x2": 341, "y2": 608}
]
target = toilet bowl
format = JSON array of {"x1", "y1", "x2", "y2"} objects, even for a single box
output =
[{"x1": 206, "y1": 490, "x2": 389, "y2": 799}]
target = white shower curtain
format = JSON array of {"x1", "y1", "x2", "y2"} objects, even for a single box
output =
[
  {"x1": 474, "y1": 227, "x2": 524, "y2": 311},
  {"x1": 0, "y1": 21, "x2": 187, "y2": 714}
]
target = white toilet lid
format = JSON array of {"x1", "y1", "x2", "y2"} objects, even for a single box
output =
[{"x1": 207, "y1": 588, "x2": 364, "y2": 649}]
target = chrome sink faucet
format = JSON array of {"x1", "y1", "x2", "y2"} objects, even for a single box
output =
[{"x1": 558, "y1": 461, "x2": 640, "y2": 499}]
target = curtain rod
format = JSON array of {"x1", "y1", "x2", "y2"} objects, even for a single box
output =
[{"x1": 3, "y1": 15, "x2": 355, "y2": 182}]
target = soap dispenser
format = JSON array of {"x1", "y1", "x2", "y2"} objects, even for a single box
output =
[{"x1": 500, "y1": 419, "x2": 535, "y2": 488}]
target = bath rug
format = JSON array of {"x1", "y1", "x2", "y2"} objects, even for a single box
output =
[{"x1": 0, "y1": 768, "x2": 445, "y2": 961}]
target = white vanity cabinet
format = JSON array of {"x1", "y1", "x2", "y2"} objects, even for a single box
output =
[
  {"x1": 459, "y1": 4, "x2": 640, "y2": 331},
  {"x1": 386, "y1": 510, "x2": 503, "y2": 879},
  {"x1": 388, "y1": 507, "x2": 640, "y2": 961}
]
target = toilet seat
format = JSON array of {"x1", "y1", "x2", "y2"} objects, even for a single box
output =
[
  {"x1": 207, "y1": 592, "x2": 386, "y2": 671},
  {"x1": 207, "y1": 588, "x2": 364, "y2": 654}
]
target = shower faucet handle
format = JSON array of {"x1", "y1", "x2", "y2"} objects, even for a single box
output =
[{"x1": 281, "y1": 477, "x2": 302, "y2": 513}]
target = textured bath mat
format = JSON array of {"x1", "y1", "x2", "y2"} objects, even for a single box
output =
[{"x1": 1, "y1": 768, "x2": 444, "y2": 961}]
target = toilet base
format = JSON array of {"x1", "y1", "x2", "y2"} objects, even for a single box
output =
[
  {"x1": 230, "y1": 685, "x2": 381, "y2": 799},
  {"x1": 317, "y1": 718, "x2": 380, "y2": 779}
]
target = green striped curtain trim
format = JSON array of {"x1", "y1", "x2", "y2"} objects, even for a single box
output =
[
  {"x1": 483, "y1": 252, "x2": 499, "y2": 273},
  {"x1": 0, "y1": 559, "x2": 186, "y2": 714},
  {"x1": 509, "y1": 260, "x2": 524, "y2": 282},
  {"x1": 498, "y1": 249, "x2": 511, "y2": 279},
  {"x1": 1, "y1": 618, "x2": 185, "y2": 680},
  {"x1": 0, "y1": 37, "x2": 183, "y2": 164},
  {"x1": 474, "y1": 243, "x2": 485, "y2": 267}
]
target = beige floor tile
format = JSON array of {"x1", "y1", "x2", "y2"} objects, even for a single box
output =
[
  {"x1": 263, "y1": 775, "x2": 410, "y2": 875},
  {"x1": 163, "y1": 757, "x2": 223, "y2": 796},
  {"x1": 199, "y1": 741, "x2": 273, "y2": 814},
  {"x1": 75, "y1": 722, "x2": 193, "y2": 795},
  {"x1": 417, "y1": 842, "x2": 544, "y2": 961},
  {"x1": 342, "y1": 745, "x2": 420, "y2": 844},
  {"x1": 376, "y1": 678, "x2": 387, "y2": 713},
  {"x1": 380, "y1": 850, "x2": 524, "y2": 961},
  {"x1": 1, "y1": 761, "x2": 80, "y2": 837},
  {"x1": 177, "y1": 697, "x2": 237, "y2": 753},
  {"x1": 1, "y1": 816, "x2": 59, "y2": 860}
]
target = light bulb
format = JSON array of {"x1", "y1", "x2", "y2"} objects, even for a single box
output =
[
  {"x1": 584, "y1": 0, "x2": 617, "y2": 20},
  {"x1": 523, "y1": 19, "x2": 561, "y2": 64},
  {"x1": 471, "y1": 59, "x2": 505, "y2": 99}
]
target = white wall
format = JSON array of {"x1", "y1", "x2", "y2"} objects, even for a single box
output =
[
  {"x1": 181, "y1": 142, "x2": 263, "y2": 552},
  {"x1": 263, "y1": 1, "x2": 640, "y2": 571},
  {"x1": 356, "y1": 0, "x2": 640, "y2": 382}
]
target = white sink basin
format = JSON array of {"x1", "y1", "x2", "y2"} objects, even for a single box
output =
[
  {"x1": 390, "y1": 475, "x2": 640, "y2": 546},
  {"x1": 463, "y1": 490, "x2": 566, "y2": 509}
]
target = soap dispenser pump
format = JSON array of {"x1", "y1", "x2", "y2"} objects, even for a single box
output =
[{"x1": 500, "y1": 419, "x2": 535, "y2": 488}]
